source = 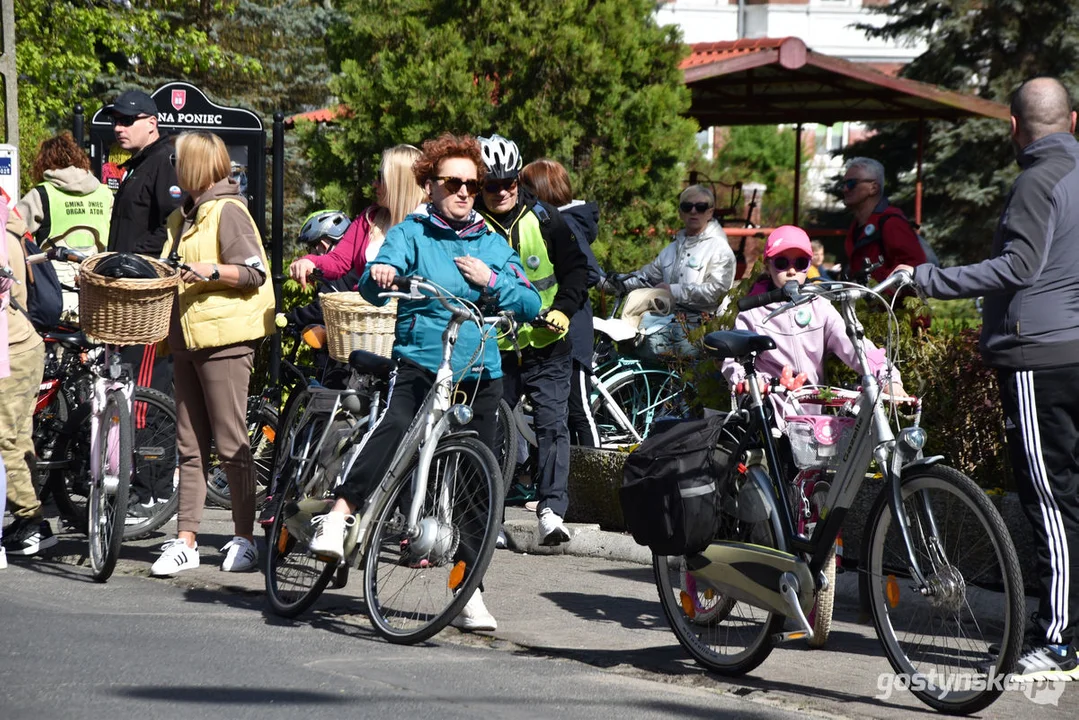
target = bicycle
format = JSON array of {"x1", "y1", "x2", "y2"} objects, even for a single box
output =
[
  {"x1": 265, "y1": 276, "x2": 507, "y2": 644},
  {"x1": 652, "y1": 272, "x2": 1024, "y2": 714},
  {"x1": 27, "y1": 247, "x2": 145, "y2": 581},
  {"x1": 35, "y1": 326, "x2": 178, "y2": 540}
]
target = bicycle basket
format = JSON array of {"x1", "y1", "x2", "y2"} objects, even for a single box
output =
[
  {"x1": 785, "y1": 415, "x2": 855, "y2": 470},
  {"x1": 320, "y1": 291, "x2": 397, "y2": 361},
  {"x1": 78, "y1": 253, "x2": 179, "y2": 346}
]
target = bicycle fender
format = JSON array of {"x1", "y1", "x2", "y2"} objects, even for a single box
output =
[
  {"x1": 900, "y1": 455, "x2": 944, "y2": 473},
  {"x1": 443, "y1": 429, "x2": 480, "y2": 441},
  {"x1": 743, "y1": 463, "x2": 789, "y2": 552}
]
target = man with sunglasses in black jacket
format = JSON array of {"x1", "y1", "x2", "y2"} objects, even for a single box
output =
[{"x1": 104, "y1": 89, "x2": 181, "y2": 520}]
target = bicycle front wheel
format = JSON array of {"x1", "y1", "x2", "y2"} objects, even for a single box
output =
[
  {"x1": 653, "y1": 463, "x2": 783, "y2": 675},
  {"x1": 862, "y1": 464, "x2": 1024, "y2": 715},
  {"x1": 363, "y1": 435, "x2": 503, "y2": 644},
  {"x1": 493, "y1": 398, "x2": 518, "y2": 489},
  {"x1": 89, "y1": 390, "x2": 132, "y2": 582}
]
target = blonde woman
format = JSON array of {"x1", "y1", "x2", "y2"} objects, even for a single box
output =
[
  {"x1": 289, "y1": 144, "x2": 428, "y2": 288},
  {"x1": 150, "y1": 131, "x2": 275, "y2": 577}
]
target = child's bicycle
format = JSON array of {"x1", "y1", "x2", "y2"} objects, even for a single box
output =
[
  {"x1": 653, "y1": 272, "x2": 1025, "y2": 715},
  {"x1": 264, "y1": 276, "x2": 508, "y2": 644}
]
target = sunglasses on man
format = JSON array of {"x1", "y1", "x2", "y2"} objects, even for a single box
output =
[
  {"x1": 436, "y1": 176, "x2": 482, "y2": 196},
  {"x1": 483, "y1": 178, "x2": 517, "y2": 194},
  {"x1": 679, "y1": 201, "x2": 712, "y2": 213},
  {"x1": 111, "y1": 114, "x2": 152, "y2": 127},
  {"x1": 842, "y1": 178, "x2": 874, "y2": 191},
  {"x1": 771, "y1": 256, "x2": 811, "y2": 272}
]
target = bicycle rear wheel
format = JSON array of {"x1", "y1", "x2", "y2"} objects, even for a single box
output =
[
  {"x1": 591, "y1": 368, "x2": 690, "y2": 446},
  {"x1": 493, "y1": 398, "x2": 518, "y2": 489},
  {"x1": 862, "y1": 464, "x2": 1024, "y2": 714},
  {"x1": 88, "y1": 390, "x2": 132, "y2": 582},
  {"x1": 264, "y1": 399, "x2": 337, "y2": 618},
  {"x1": 363, "y1": 436, "x2": 503, "y2": 644},
  {"x1": 654, "y1": 463, "x2": 783, "y2": 675},
  {"x1": 124, "y1": 388, "x2": 178, "y2": 539},
  {"x1": 206, "y1": 401, "x2": 278, "y2": 510}
]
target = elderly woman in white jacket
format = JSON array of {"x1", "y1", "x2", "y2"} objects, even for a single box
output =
[{"x1": 601, "y1": 184, "x2": 736, "y2": 357}]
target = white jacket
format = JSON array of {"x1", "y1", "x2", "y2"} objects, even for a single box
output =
[{"x1": 622, "y1": 219, "x2": 736, "y2": 313}]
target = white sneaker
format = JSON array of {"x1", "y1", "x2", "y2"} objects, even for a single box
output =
[
  {"x1": 538, "y1": 507, "x2": 571, "y2": 546},
  {"x1": 496, "y1": 527, "x2": 508, "y2": 550},
  {"x1": 220, "y1": 536, "x2": 258, "y2": 572},
  {"x1": 150, "y1": 539, "x2": 200, "y2": 576},
  {"x1": 308, "y1": 511, "x2": 351, "y2": 560},
  {"x1": 451, "y1": 589, "x2": 497, "y2": 632},
  {"x1": 0, "y1": 546, "x2": 7, "y2": 569}
]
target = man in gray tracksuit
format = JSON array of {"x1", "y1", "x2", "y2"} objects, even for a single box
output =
[{"x1": 895, "y1": 76, "x2": 1079, "y2": 681}]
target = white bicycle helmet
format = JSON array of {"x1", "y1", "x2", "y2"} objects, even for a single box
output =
[
  {"x1": 298, "y1": 210, "x2": 351, "y2": 247},
  {"x1": 478, "y1": 134, "x2": 522, "y2": 180}
]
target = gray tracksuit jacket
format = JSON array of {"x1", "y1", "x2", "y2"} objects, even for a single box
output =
[{"x1": 914, "y1": 132, "x2": 1079, "y2": 370}]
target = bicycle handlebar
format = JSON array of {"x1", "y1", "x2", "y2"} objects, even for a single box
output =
[
  {"x1": 736, "y1": 280, "x2": 799, "y2": 312},
  {"x1": 25, "y1": 246, "x2": 89, "y2": 266},
  {"x1": 378, "y1": 275, "x2": 516, "y2": 332}
]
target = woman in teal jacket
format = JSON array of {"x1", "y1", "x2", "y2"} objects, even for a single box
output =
[{"x1": 309, "y1": 133, "x2": 539, "y2": 631}]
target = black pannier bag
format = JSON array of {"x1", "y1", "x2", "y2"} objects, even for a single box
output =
[{"x1": 620, "y1": 413, "x2": 744, "y2": 556}]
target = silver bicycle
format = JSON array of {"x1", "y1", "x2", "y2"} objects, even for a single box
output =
[{"x1": 265, "y1": 277, "x2": 507, "y2": 644}]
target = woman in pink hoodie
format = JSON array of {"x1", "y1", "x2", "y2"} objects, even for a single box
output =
[
  {"x1": 288, "y1": 144, "x2": 428, "y2": 289},
  {"x1": 720, "y1": 225, "x2": 904, "y2": 421}
]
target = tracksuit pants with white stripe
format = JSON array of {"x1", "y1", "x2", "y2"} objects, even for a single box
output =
[{"x1": 998, "y1": 366, "x2": 1079, "y2": 647}]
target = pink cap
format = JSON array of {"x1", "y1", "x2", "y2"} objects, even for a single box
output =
[{"x1": 764, "y1": 225, "x2": 812, "y2": 258}]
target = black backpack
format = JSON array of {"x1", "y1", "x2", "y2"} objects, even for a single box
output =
[
  {"x1": 620, "y1": 413, "x2": 744, "y2": 556},
  {"x1": 19, "y1": 235, "x2": 62, "y2": 331}
]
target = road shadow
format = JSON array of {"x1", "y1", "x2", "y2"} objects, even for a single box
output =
[
  {"x1": 112, "y1": 685, "x2": 354, "y2": 705},
  {"x1": 540, "y1": 590, "x2": 670, "y2": 633}
]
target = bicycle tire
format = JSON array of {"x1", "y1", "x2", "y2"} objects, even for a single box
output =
[
  {"x1": 264, "y1": 397, "x2": 337, "y2": 618},
  {"x1": 493, "y1": 398, "x2": 518, "y2": 490},
  {"x1": 205, "y1": 402, "x2": 279, "y2": 510},
  {"x1": 861, "y1": 464, "x2": 1024, "y2": 714},
  {"x1": 88, "y1": 390, "x2": 132, "y2": 583},
  {"x1": 265, "y1": 386, "x2": 312, "y2": 503},
  {"x1": 123, "y1": 388, "x2": 179, "y2": 539},
  {"x1": 653, "y1": 463, "x2": 783, "y2": 675},
  {"x1": 806, "y1": 544, "x2": 836, "y2": 649},
  {"x1": 363, "y1": 435, "x2": 503, "y2": 644},
  {"x1": 591, "y1": 368, "x2": 690, "y2": 446}
]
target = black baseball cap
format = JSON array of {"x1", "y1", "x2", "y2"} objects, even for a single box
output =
[{"x1": 105, "y1": 90, "x2": 158, "y2": 118}]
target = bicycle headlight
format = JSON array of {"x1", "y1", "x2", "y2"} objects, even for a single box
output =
[
  {"x1": 449, "y1": 404, "x2": 473, "y2": 427},
  {"x1": 899, "y1": 427, "x2": 927, "y2": 451}
]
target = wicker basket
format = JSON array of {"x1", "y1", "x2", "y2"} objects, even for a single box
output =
[
  {"x1": 78, "y1": 253, "x2": 179, "y2": 346},
  {"x1": 321, "y1": 291, "x2": 397, "y2": 361}
]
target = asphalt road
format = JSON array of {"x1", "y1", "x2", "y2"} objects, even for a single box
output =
[{"x1": 1, "y1": 506, "x2": 1075, "y2": 719}]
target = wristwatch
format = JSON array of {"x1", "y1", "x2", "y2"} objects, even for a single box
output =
[{"x1": 210, "y1": 264, "x2": 220, "y2": 281}]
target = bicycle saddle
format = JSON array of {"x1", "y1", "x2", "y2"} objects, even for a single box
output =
[
  {"x1": 43, "y1": 329, "x2": 93, "y2": 351},
  {"x1": 348, "y1": 349, "x2": 394, "y2": 379},
  {"x1": 702, "y1": 329, "x2": 776, "y2": 359}
]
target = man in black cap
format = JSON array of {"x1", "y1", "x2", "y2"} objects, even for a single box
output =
[
  {"x1": 105, "y1": 89, "x2": 180, "y2": 255},
  {"x1": 104, "y1": 89, "x2": 179, "y2": 520}
]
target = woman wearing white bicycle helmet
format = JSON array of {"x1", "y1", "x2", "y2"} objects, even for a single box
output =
[{"x1": 288, "y1": 144, "x2": 427, "y2": 290}]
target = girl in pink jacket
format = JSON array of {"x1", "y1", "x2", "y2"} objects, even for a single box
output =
[{"x1": 720, "y1": 225, "x2": 903, "y2": 419}]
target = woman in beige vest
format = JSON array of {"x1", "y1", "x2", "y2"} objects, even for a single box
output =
[{"x1": 149, "y1": 132, "x2": 274, "y2": 577}]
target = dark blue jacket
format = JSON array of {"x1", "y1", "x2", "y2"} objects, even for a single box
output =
[
  {"x1": 914, "y1": 132, "x2": 1079, "y2": 369},
  {"x1": 560, "y1": 200, "x2": 601, "y2": 367}
]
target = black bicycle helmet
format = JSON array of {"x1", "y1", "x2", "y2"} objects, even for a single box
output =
[
  {"x1": 93, "y1": 252, "x2": 159, "y2": 279},
  {"x1": 478, "y1": 134, "x2": 522, "y2": 180},
  {"x1": 298, "y1": 210, "x2": 351, "y2": 248}
]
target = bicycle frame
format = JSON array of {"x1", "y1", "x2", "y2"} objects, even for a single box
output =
[{"x1": 87, "y1": 347, "x2": 134, "y2": 489}]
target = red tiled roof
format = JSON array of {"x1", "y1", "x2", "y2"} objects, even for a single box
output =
[
  {"x1": 286, "y1": 104, "x2": 348, "y2": 127},
  {"x1": 680, "y1": 36, "x2": 1008, "y2": 125}
]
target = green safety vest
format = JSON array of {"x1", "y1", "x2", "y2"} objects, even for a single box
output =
[
  {"x1": 39, "y1": 182, "x2": 111, "y2": 250},
  {"x1": 494, "y1": 208, "x2": 564, "y2": 350}
]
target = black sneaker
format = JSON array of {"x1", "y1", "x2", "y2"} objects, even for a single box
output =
[
  {"x1": 1013, "y1": 643, "x2": 1079, "y2": 682},
  {"x1": 2, "y1": 519, "x2": 58, "y2": 556},
  {"x1": 125, "y1": 499, "x2": 163, "y2": 526}
]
